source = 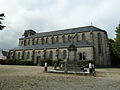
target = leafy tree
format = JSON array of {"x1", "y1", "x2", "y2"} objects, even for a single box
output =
[
  {"x1": 109, "y1": 24, "x2": 120, "y2": 67},
  {"x1": 114, "y1": 24, "x2": 120, "y2": 62},
  {"x1": 0, "y1": 13, "x2": 5, "y2": 30}
]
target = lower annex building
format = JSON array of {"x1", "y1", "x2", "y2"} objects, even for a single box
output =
[{"x1": 9, "y1": 26, "x2": 111, "y2": 67}]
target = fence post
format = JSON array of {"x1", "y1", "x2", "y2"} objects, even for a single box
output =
[{"x1": 44, "y1": 62, "x2": 47, "y2": 71}]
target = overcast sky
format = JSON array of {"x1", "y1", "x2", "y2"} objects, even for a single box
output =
[{"x1": 0, "y1": 0, "x2": 120, "y2": 51}]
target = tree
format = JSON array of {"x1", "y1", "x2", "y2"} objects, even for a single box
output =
[
  {"x1": 109, "y1": 24, "x2": 120, "y2": 67},
  {"x1": 114, "y1": 24, "x2": 120, "y2": 61},
  {"x1": 0, "y1": 13, "x2": 5, "y2": 30}
]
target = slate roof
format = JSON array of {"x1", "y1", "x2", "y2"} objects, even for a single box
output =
[
  {"x1": 12, "y1": 41, "x2": 93, "y2": 50},
  {"x1": 20, "y1": 26, "x2": 106, "y2": 39}
]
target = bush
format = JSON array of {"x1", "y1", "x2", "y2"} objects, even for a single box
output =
[
  {"x1": 77, "y1": 60, "x2": 94, "y2": 68},
  {"x1": 8, "y1": 59, "x2": 33, "y2": 65},
  {"x1": 53, "y1": 59, "x2": 65, "y2": 66}
]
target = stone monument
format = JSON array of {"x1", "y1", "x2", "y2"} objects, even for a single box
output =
[{"x1": 65, "y1": 44, "x2": 81, "y2": 73}]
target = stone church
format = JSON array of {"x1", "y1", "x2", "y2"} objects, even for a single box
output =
[{"x1": 9, "y1": 26, "x2": 111, "y2": 67}]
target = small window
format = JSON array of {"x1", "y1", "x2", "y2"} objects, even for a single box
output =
[
  {"x1": 82, "y1": 33, "x2": 85, "y2": 40},
  {"x1": 18, "y1": 52, "x2": 20, "y2": 59},
  {"x1": 28, "y1": 40, "x2": 30, "y2": 45},
  {"x1": 56, "y1": 36, "x2": 59, "y2": 43},
  {"x1": 32, "y1": 39, "x2": 35, "y2": 45},
  {"x1": 90, "y1": 32, "x2": 93, "y2": 40},
  {"x1": 79, "y1": 53, "x2": 82, "y2": 60},
  {"x1": 41, "y1": 37, "x2": 44, "y2": 44},
  {"x1": 79, "y1": 52, "x2": 86, "y2": 60},
  {"x1": 62, "y1": 35, "x2": 65, "y2": 43},
  {"x1": 74, "y1": 34, "x2": 78, "y2": 42},
  {"x1": 83, "y1": 52, "x2": 86, "y2": 60},
  {"x1": 63, "y1": 50, "x2": 67, "y2": 59},
  {"x1": 46, "y1": 37, "x2": 48, "y2": 43},
  {"x1": 51, "y1": 36, "x2": 55, "y2": 44},
  {"x1": 49, "y1": 51, "x2": 53, "y2": 59},
  {"x1": 24, "y1": 40, "x2": 26, "y2": 46},
  {"x1": 27, "y1": 52, "x2": 30, "y2": 59},
  {"x1": 36, "y1": 38, "x2": 39, "y2": 44},
  {"x1": 68, "y1": 35, "x2": 71, "y2": 42}
]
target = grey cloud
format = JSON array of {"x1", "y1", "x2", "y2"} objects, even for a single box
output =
[{"x1": 0, "y1": 0, "x2": 120, "y2": 50}]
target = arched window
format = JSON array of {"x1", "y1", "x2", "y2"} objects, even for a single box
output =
[
  {"x1": 46, "y1": 37, "x2": 48, "y2": 43},
  {"x1": 90, "y1": 32, "x2": 93, "y2": 40},
  {"x1": 74, "y1": 34, "x2": 78, "y2": 42},
  {"x1": 56, "y1": 36, "x2": 59, "y2": 43},
  {"x1": 56, "y1": 49, "x2": 59, "y2": 59},
  {"x1": 28, "y1": 40, "x2": 30, "y2": 45},
  {"x1": 21, "y1": 41, "x2": 23, "y2": 46},
  {"x1": 79, "y1": 52, "x2": 86, "y2": 60},
  {"x1": 18, "y1": 52, "x2": 20, "y2": 59},
  {"x1": 32, "y1": 39, "x2": 35, "y2": 45},
  {"x1": 62, "y1": 35, "x2": 65, "y2": 43},
  {"x1": 51, "y1": 36, "x2": 55, "y2": 44},
  {"x1": 36, "y1": 38, "x2": 39, "y2": 44},
  {"x1": 41, "y1": 37, "x2": 44, "y2": 44},
  {"x1": 79, "y1": 53, "x2": 82, "y2": 60},
  {"x1": 38, "y1": 51, "x2": 41, "y2": 54},
  {"x1": 83, "y1": 52, "x2": 86, "y2": 60},
  {"x1": 49, "y1": 51, "x2": 53, "y2": 59},
  {"x1": 82, "y1": 33, "x2": 85, "y2": 40},
  {"x1": 63, "y1": 50, "x2": 67, "y2": 59},
  {"x1": 68, "y1": 35, "x2": 71, "y2": 42},
  {"x1": 24, "y1": 40, "x2": 26, "y2": 46},
  {"x1": 98, "y1": 33, "x2": 103, "y2": 55},
  {"x1": 27, "y1": 52, "x2": 30, "y2": 59}
]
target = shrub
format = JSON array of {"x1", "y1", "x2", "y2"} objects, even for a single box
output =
[
  {"x1": 77, "y1": 60, "x2": 94, "y2": 68},
  {"x1": 53, "y1": 59, "x2": 65, "y2": 66},
  {"x1": 8, "y1": 59, "x2": 33, "y2": 65}
]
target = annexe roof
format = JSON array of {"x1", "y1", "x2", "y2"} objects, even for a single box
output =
[
  {"x1": 20, "y1": 26, "x2": 106, "y2": 39},
  {"x1": 11, "y1": 41, "x2": 93, "y2": 50}
]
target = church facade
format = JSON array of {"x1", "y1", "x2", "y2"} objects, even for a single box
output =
[{"x1": 9, "y1": 26, "x2": 111, "y2": 67}]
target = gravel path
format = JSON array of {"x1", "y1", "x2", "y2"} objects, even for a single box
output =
[{"x1": 0, "y1": 65, "x2": 120, "y2": 90}]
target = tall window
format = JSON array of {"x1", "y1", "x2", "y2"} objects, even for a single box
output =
[
  {"x1": 56, "y1": 36, "x2": 59, "y2": 43},
  {"x1": 27, "y1": 52, "x2": 30, "y2": 59},
  {"x1": 68, "y1": 35, "x2": 71, "y2": 42},
  {"x1": 21, "y1": 41, "x2": 23, "y2": 46},
  {"x1": 24, "y1": 40, "x2": 26, "y2": 46},
  {"x1": 46, "y1": 37, "x2": 48, "y2": 43},
  {"x1": 18, "y1": 52, "x2": 20, "y2": 59},
  {"x1": 90, "y1": 32, "x2": 93, "y2": 40},
  {"x1": 51, "y1": 36, "x2": 55, "y2": 44},
  {"x1": 82, "y1": 33, "x2": 85, "y2": 40},
  {"x1": 74, "y1": 34, "x2": 78, "y2": 42},
  {"x1": 79, "y1": 52, "x2": 86, "y2": 60},
  {"x1": 63, "y1": 50, "x2": 67, "y2": 59},
  {"x1": 62, "y1": 35, "x2": 65, "y2": 43},
  {"x1": 28, "y1": 40, "x2": 30, "y2": 45},
  {"x1": 56, "y1": 49, "x2": 59, "y2": 59},
  {"x1": 49, "y1": 51, "x2": 53, "y2": 59},
  {"x1": 36, "y1": 38, "x2": 39, "y2": 44},
  {"x1": 79, "y1": 53, "x2": 82, "y2": 60},
  {"x1": 41, "y1": 37, "x2": 44, "y2": 44},
  {"x1": 32, "y1": 39, "x2": 35, "y2": 45},
  {"x1": 83, "y1": 52, "x2": 86, "y2": 60},
  {"x1": 98, "y1": 33, "x2": 103, "y2": 55}
]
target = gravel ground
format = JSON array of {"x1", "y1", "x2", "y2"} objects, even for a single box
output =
[{"x1": 0, "y1": 65, "x2": 120, "y2": 90}]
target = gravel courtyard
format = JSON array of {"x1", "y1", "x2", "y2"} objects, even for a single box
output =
[{"x1": 0, "y1": 65, "x2": 120, "y2": 90}]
